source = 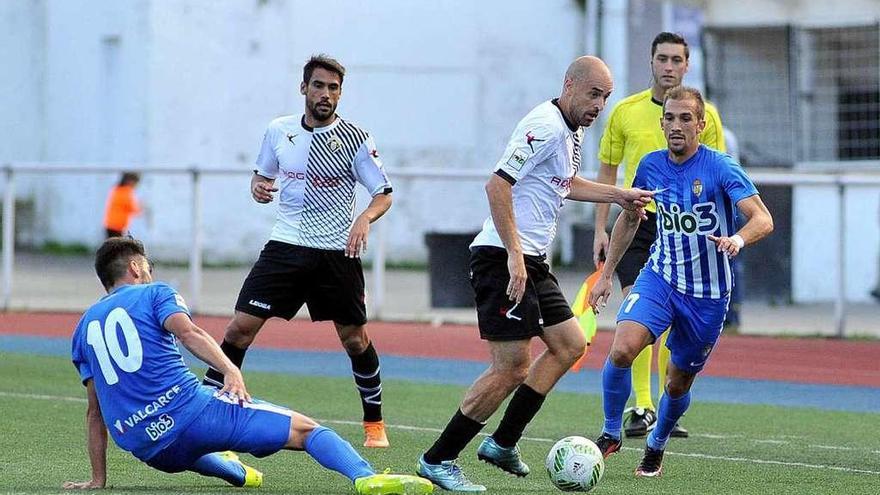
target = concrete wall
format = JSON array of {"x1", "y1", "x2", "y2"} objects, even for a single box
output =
[
  {"x1": 704, "y1": 0, "x2": 880, "y2": 26},
  {"x1": 703, "y1": 0, "x2": 880, "y2": 302},
  {"x1": 3, "y1": 0, "x2": 585, "y2": 262},
  {"x1": 0, "y1": 0, "x2": 45, "y2": 163}
]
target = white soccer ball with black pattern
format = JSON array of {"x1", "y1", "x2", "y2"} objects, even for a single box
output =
[{"x1": 545, "y1": 436, "x2": 605, "y2": 492}]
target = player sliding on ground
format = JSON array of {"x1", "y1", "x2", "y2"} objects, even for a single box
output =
[
  {"x1": 589, "y1": 86, "x2": 773, "y2": 477},
  {"x1": 65, "y1": 237, "x2": 432, "y2": 494}
]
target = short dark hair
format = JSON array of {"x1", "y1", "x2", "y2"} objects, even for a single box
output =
[
  {"x1": 651, "y1": 32, "x2": 689, "y2": 60},
  {"x1": 119, "y1": 171, "x2": 140, "y2": 187},
  {"x1": 94, "y1": 237, "x2": 146, "y2": 290},
  {"x1": 663, "y1": 85, "x2": 705, "y2": 120},
  {"x1": 303, "y1": 54, "x2": 345, "y2": 85}
]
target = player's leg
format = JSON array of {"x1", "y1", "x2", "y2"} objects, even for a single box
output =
[
  {"x1": 615, "y1": 218, "x2": 658, "y2": 438},
  {"x1": 637, "y1": 291, "x2": 727, "y2": 477},
  {"x1": 635, "y1": 360, "x2": 694, "y2": 478},
  {"x1": 204, "y1": 241, "x2": 310, "y2": 387},
  {"x1": 480, "y1": 264, "x2": 584, "y2": 476},
  {"x1": 417, "y1": 247, "x2": 542, "y2": 491},
  {"x1": 145, "y1": 441, "x2": 258, "y2": 488},
  {"x1": 596, "y1": 269, "x2": 673, "y2": 458},
  {"x1": 176, "y1": 395, "x2": 429, "y2": 494},
  {"x1": 190, "y1": 452, "x2": 262, "y2": 487},
  {"x1": 309, "y1": 249, "x2": 387, "y2": 447},
  {"x1": 596, "y1": 320, "x2": 654, "y2": 456},
  {"x1": 420, "y1": 339, "x2": 531, "y2": 487},
  {"x1": 335, "y1": 322, "x2": 387, "y2": 447},
  {"x1": 204, "y1": 311, "x2": 267, "y2": 387},
  {"x1": 479, "y1": 316, "x2": 584, "y2": 477},
  {"x1": 655, "y1": 331, "x2": 689, "y2": 438},
  {"x1": 418, "y1": 340, "x2": 530, "y2": 491}
]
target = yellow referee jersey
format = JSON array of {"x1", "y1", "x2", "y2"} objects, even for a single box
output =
[{"x1": 598, "y1": 89, "x2": 725, "y2": 213}]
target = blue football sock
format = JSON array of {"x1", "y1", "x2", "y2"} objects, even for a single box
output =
[
  {"x1": 191, "y1": 453, "x2": 246, "y2": 486},
  {"x1": 602, "y1": 357, "x2": 632, "y2": 439},
  {"x1": 647, "y1": 390, "x2": 691, "y2": 451},
  {"x1": 305, "y1": 426, "x2": 375, "y2": 482}
]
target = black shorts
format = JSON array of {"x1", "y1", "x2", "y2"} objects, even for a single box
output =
[
  {"x1": 615, "y1": 211, "x2": 657, "y2": 288},
  {"x1": 470, "y1": 246, "x2": 574, "y2": 341},
  {"x1": 235, "y1": 241, "x2": 367, "y2": 326}
]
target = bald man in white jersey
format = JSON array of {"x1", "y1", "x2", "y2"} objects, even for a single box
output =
[{"x1": 416, "y1": 56, "x2": 655, "y2": 492}]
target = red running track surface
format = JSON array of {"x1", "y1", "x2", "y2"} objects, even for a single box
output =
[{"x1": 2, "y1": 312, "x2": 878, "y2": 388}]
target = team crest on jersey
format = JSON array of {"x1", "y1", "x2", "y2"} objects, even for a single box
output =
[
  {"x1": 328, "y1": 135, "x2": 343, "y2": 153},
  {"x1": 692, "y1": 178, "x2": 703, "y2": 197}
]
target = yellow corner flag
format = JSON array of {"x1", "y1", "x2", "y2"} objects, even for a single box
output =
[{"x1": 569, "y1": 262, "x2": 603, "y2": 372}]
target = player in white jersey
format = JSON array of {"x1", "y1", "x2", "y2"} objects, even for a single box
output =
[
  {"x1": 204, "y1": 55, "x2": 393, "y2": 448},
  {"x1": 417, "y1": 56, "x2": 655, "y2": 492},
  {"x1": 589, "y1": 86, "x2": 773, "y2": 477}
]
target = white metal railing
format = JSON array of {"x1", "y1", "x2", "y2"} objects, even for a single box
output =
[{"x1": 3, "y1": 163, "x2": 880, "y2": 337}]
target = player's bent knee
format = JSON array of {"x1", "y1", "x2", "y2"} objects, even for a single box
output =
[
  {"x1": 489, "y1": 363, "x2": 530, "y2": 389},
  {"x1": 665, "y1": 382, "x2": 690, "y2": 398},
  {"x1": 336, "y1": 324, "x2": 369, "y2": 354},
  {"x1": 225, "y1": 312, "x2": 265, "y2": 346},
  {"x1": 565, "y1": 339, "x2": 587, "y2": 365},
  {"x1": 664, "y1": 374, "x2": 695, "y2": 398},
  {"x1": 608, "y1": 347, "x2": 637, "y2": 368},
  {"x1": 286, "y1": 412, "x2": 320, "y2": 450}
]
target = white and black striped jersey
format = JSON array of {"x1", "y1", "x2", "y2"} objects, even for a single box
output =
[
  {"x1": 472, "y1": 99, "x2": 582, "y2": 256},
  {"x1": 254, "y1": 114, "x2": 392, "y2": 250}
]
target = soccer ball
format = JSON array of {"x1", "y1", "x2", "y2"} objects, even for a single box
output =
[{"x1": 545, "y1": 436, "x2": 605, "y2": 492}]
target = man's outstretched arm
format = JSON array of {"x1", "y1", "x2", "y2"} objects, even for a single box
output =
[
  {"x1": 164, "y1": 313, "x2": 251, "y2": 402},
  {"x1": 63, "y1": 380, "x2": 107, "y2": 490}
]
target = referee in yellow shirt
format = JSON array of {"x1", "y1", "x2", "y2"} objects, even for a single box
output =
[{"x1": 593, "y1": 32, "x2": 726, "y2": 439}]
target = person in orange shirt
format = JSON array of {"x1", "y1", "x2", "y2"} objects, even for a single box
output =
[{"x1": 103, "y1": 172, "x2": 141, "y2": 238}]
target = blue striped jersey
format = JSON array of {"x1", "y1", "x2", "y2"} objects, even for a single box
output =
[{"x1": 632, "y1": 145, "x2": 758, "y2": 298}]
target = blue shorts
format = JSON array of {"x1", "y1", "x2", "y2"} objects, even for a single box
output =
[
  {"x1": 617, "y1": 268, "x2": 729, "y2": 374},
  {"x1": 142, "y1": 394, "x2": 292, "y2": 473}
]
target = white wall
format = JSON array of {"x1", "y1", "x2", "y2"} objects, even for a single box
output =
[
  {"x1": 703, "y1": 0, "x2": 880, "y2": 302},
  {"x1": 0, "y1": 0, "x2": 45, "y2": 163},
  {"x1": 31, "y1": 0, "x2": 151, "y2": 244},
  {"x1": 6, "y1": 0, "x2": 585, "y2": 262},
  {"x1": 792, "y1": 162, "x2": 880, "y2": 303},
  {"x1": 705, "y1": 0, "x2": 880, "y2": 26}
]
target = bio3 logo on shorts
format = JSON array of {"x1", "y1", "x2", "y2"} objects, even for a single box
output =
[
  {"x1": 145, "y1": 413, "x2": 175, "y2": 441},
  {"x1": 657, "y1": 201, "x2": 719, "y2": 235}
]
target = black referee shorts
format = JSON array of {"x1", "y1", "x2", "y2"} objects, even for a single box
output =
[
  {"x1": 470, "y1": 246, "x2": 574, "y2": 341},
  {"x1": 615, "y1": 211, "x2": 657, "y2": 289},
  {"x1": 235, "y1": 241, "x2": 367, "y2": 326}
]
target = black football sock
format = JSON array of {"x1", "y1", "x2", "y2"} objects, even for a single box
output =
[
  {"x1": 203, "y1": 339, "x2": 247, "y2": 387},
  {"x1": 349, "y1": 342, "x2": 383, "y2": 422},
  {"x1": 424, "y1": 409, "x2": 486, "y2": 464},
  {"x1": 492, "y1": 384, "x2": 546, "y2": 448}
]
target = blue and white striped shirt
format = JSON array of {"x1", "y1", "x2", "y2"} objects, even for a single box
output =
[{"x1": 633, "y1": 145, "x2": 758, "y2": 299}]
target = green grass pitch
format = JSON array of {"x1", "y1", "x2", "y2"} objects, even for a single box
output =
[{"x1": 1, "y1": 352, "x2": 878, "y2": 494}]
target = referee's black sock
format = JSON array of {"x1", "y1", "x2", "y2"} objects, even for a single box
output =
[
  {"x1": 424, "y1": 409, "x2": 485, "y2": 464},
  {"x1": 349, "y1": 342, "x2": 383, "y2": 422},
  {"x1": 203, "y1": 339, "x2": 248, "y2": 388},
  {"x1": 492, "y1": 384, "x2": 546, "y2": 448}
]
